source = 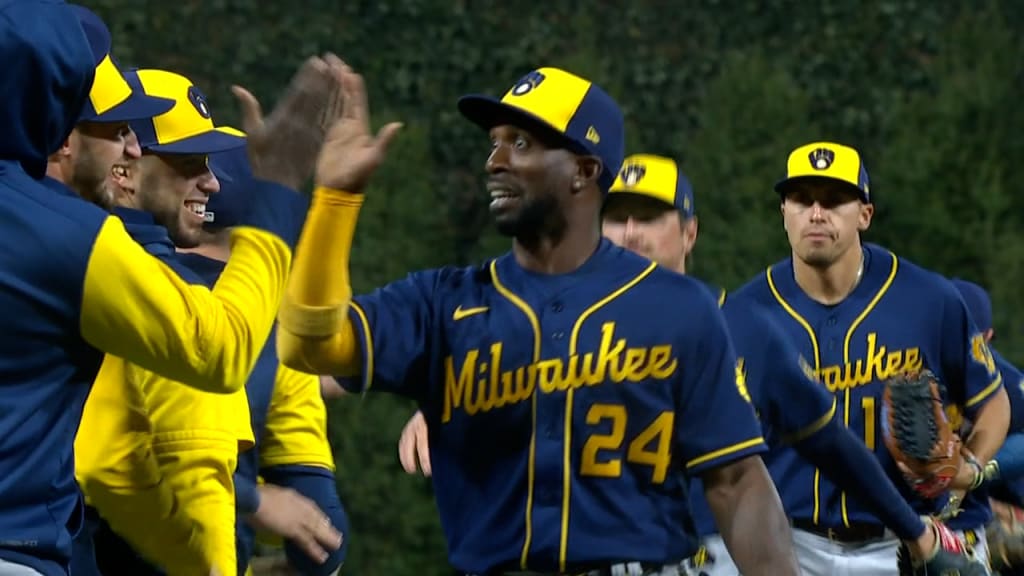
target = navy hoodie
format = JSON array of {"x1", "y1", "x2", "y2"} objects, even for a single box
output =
[{"x1": 0, "y1": 1, "x2": 114, "y2": 575}]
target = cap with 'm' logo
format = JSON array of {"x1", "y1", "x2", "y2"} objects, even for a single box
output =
[{"x1": 457, "y1": 67, "x2": 624, "y2": 192}]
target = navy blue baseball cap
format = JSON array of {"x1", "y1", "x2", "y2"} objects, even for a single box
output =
[
  {"x1": 70, "y1": 4, "x2": 174, "y2": 123},
  {"x1": 458, "y1": 67, "x2": 625, "y2": 192},
  {"x1": 204, "y1": 148, "x2": 251, "y2": 229},
  {"x1": 951, "y1": 278, "x2": 993, "y2": 335},
  {"x1": 124, "y1": 68, "x2": 246, "y2": 155}
]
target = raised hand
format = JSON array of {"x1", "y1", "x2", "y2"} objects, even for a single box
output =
[
  {"x1": 232, "y1": 54, "x2": 341, "y2": 191},
  {"x1": 315, "y1": 59, "x2": 403, "y2": 194}
]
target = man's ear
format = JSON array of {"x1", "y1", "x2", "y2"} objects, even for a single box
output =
[
  {"x1": 576, "y1": 156, "x2": 603, "y2": 188},
  {"x1": 48, "y1": 137, "x2": 73, "y2": 162},
  {"x1": 858, "y1": 202, "x2": 874, "y2": 232}
]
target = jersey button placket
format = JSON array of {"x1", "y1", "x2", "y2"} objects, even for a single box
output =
[{"x1": 534, "y1": 301, "x2": 571, "y2": 512}]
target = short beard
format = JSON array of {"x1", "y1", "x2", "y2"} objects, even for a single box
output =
[{"x1": 495, "y1": 194, "x2": 566, "y2": 246}]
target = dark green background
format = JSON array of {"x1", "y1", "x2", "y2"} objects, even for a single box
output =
[{"x1": 89, "y1": 1, "x2": 1024, "y2": 572}]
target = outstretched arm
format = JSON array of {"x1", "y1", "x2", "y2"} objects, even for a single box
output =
[
  {"x1": 792, "y1": 414, "x2": 935, "y2": 555},
  {"x1": 278, "y1": 60, "x2": 401, "y2": 376}
]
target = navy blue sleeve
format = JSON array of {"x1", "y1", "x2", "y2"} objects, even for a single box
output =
[
  {"x1": 795, "y1": 416, "x2": 926, "y2": 540},
  {"x1": 994, "y1": 349, "x2": 1024, "y2": 432},
  {"x1": 676, "y1": 288, "x2": 767, "y2": 475},
  {"x1": 723, "y1": 301, "x2": 836, "y2": 445},
  {"x1": 940, "y1": 279, "x2": 1002, "y2": 418},
  {"x1": 260, "y1": 465, "x2": 348, "y2": 576},
  {"x1": 345, "y1": 269, "x2": 442, "y2": 397},
  {"x1": 238, "y1": 179, "x2": 309, "y2": 249},
  {"x1": 234, "y1": 472, "x2": 261, "y2": 515}
]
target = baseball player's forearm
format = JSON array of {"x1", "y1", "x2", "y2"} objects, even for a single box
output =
[
  {"x1": 966, "y1": 386, "x2": 1011, "y2": 465},
  {"x1": 703, "y1": 455, "x2": 799, "y2": 576},
  {"x1": 794, "y1": 415, "x2": 926, "y2": 540},
  {"x1": 278, "y1": 187, "x2": 364, "y2": 376}
]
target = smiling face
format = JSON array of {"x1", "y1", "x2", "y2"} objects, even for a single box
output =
[
  {"x1": 780, "y1": 178, "x2": 873, "y2": 269},
  {"x1": 130, "y1": 152, "x2": 220, "y2": 248},
  {"x1": 66, "y1": 121, "x2": 142, "y2": 210},
  {"x1": 485, "y1": 124, "x2": 580, "y2": 239}
]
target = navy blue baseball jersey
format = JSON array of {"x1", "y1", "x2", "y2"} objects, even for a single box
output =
[
  {"x1": 994, "y1": 349, "x2": 1024, "y2": 434},
  {"x1": 948, "y1": 348, "x2": 1024, "y2": 532},
  {"x1": 688, "y1": 287, "x2": 836, "y2": 537},
  {"x1": 730, "y1": 243, "x2": 1003, "y2": 527},
  {"x1": 340, "y1": 239, "x2": 767, "y2": 573}
]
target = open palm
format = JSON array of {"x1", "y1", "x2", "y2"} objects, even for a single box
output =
[{"x1": 315, "y1": 60, "x2": 402, "y2": 194}]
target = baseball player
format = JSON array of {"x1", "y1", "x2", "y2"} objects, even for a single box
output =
[
  {"x1": 0, "y1": 3, "x2": 344, "y2": 573},
  {"x1": 397, "y1": 153, "x2": 987, "y2": 575},
  {"x1": 728, "y1": 141, "x2": 1011, "y2": 575},
  {"x1": 44, "y1": 9, "x2": 173, "y2": 210},
  {"x1": 277, "y1": 64, "x2": 799, "y2": 575},
  {"x1": 72, "y1": 66, "x2": 264, "y2": 576},
  {"x1": 178, "y1": 146, "x2": 348, "y2": 576},
  {"x1": 948, "y1": 279, "x2": 1024, "y2": 569}
]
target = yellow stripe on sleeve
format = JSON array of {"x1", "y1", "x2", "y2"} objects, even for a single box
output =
[
  {"x1": 966, "y1": 374, "x2": 1004, "y2": 408},
  {"x1": 685, "y1": 437, "x2": 766, "y2": 470},
  {"x1": 781, "y1": 397, "x2": 838, "y2": 444}
]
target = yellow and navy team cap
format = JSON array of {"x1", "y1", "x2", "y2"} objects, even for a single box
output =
[
  {"x1": 608, "y1": 154, "x2": 695, "y2": 218},
  {"x1": 70, "y1": 5, "x2": 174, "y2": 124},
  {"x1": 457, "y1": 67, "x2": 625, "y2": 192},
  {"x1": 125, "y1": 68, "x2": 246, "y2": 155},
  {"x1": 775, "y1": 141, "x2": 871, "y2": 203}
]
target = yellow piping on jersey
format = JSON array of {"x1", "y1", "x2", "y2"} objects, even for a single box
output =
[
  {"x1": 766, "y1": 267, "x2": 823, "y2": 523},
  {"x1": 350, "y1": 301, "x2": 374, "y2": 392},
  {"x1": 558, "y1": 262, "x2": 658, "y2": 571},
  {"x1": 490, "y1": 261, "x2": 542, "y2": 570},
  {"x1": 838, "y1": 251, "x2": 897, "y2": 526},
  {"x1": 781, "y1": 397, "x2": 838, "y2": 445},
  {"x1": 686, "y1": 436, "x2": 765, "y2": 469},
  {"x1": 966, "y1": 373, "x2": 1003, "y2": 408}
]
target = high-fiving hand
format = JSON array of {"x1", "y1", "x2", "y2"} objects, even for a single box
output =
[{"x1": 314, "y1": 58, "x2": 403, "y2": 194}]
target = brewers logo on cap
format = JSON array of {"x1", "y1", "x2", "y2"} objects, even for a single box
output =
[
  {"x1": 620, "y1": 163, "x2": 647, "y2": 187},
  {"x1": 510, "y1": 71, "x2": 545, "y2": 96},
  {"x1": 809, "y1": 148, "x2": 835, "y2": 171}
]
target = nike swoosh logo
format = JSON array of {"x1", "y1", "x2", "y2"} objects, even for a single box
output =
[{"x1": 453, "y1": 305, "x2": 489, "y2": 321}]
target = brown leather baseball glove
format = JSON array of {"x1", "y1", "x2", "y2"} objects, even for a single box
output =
[{"x1": 882, "y1": 369, "x2": 964, "y2": 499}]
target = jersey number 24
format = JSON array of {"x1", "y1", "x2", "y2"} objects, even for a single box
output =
[{"x1": 580, "y1": 403, "x2": 674, "y2": 484}]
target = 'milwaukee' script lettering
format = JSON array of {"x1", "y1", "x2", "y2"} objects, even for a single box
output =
[{"x1": 443, "y1": 322, "x2": 678, "y2": 422}]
